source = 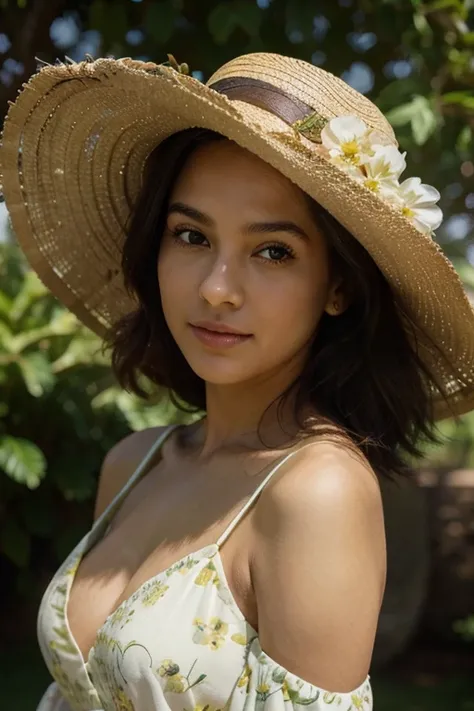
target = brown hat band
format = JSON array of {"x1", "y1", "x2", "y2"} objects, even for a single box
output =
[{"x1": 209, "y1": 76, "x2": 313, "y2": 128}]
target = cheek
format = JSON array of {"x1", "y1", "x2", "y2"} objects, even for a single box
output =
[
  {"x1": 259, "y1": 270, "x2": 327, "y2": 342},
  {"x1": 157, "y1": 248, "x2": 187, "y2": 326},
  {"x1": 158, "y1": 244, "x2": 191, "y2": 300}
]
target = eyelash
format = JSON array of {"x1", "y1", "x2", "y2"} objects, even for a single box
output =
[{"x1": 169, "y1": 227, "x2": 296, "y2": 265}]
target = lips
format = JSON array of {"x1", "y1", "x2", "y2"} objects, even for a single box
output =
[
  {"x1": 189, "y1": 323, "x2": 252, "y2": 349},
  {"x1": 190, "y1": 321, "x2": 251, "y2": 336}
]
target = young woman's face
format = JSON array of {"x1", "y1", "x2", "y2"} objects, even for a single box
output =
[{"x1": 158, "y1": 139, "x2": 339, "y2": 387}]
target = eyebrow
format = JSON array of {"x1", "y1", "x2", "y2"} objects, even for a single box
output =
[{"x1": 167, "y1": 201, "x2": 310, "y2": 241}]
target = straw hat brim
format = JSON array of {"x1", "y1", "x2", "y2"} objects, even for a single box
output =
[{"x1": 1, "y1": 57, "x2": 474, "y2": 420}]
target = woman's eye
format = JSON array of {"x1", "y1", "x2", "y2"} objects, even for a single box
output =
[
  {"x1": 258, "y1": 244, "x2": 295, "y2": 263},
  {"x1": 173, "y1": 229, "x2": 209, "y2": 246}
]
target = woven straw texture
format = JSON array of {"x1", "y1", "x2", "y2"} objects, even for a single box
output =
[{"x1": 0, "y1": 52, "x2": 473, "y2": 419}]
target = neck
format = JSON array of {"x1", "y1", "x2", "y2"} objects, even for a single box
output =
[{"x1": 187, "y1": 361, "x2": 309, "y2": 460}]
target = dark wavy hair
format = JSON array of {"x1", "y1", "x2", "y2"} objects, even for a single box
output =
[{"x1": 106, "y1": 127, "x2": 453, "y2": 480}]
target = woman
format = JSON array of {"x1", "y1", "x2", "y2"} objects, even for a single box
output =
[{"x1": 1, "y1": 52, "x2": 473, "y2": 711}]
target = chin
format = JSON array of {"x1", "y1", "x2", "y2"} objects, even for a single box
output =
[{"x1": 187, "y1": 358, "x2": 257, "y2": 386}]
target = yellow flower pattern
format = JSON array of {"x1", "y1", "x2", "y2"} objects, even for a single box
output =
[
  {"x1": 141, "y1": 579, "x2": 169, "y2": 606},
  {"x1": 114, "y1": 688, "x2": 135, "y2": 711},
  {"x1": 281, "y1": 680, "x2": 291, "y2": 702},
  {"x1": 37, "y1": 435, "x2": 373, "y2": 711},
  {"x1": 237, "y1": 663, "x2": 252, "y2": 692},
  {"x1": 108, "y1": 605, "x2": 135, "y2": 628},
  {"x1": 158, "y1": 658, "x2": 207, "y2": 694},
  {"x1": 166, "y1": 555, "x2": 200, "y2": 577},
  {"x1": 163, "y1": 672, "x2": 186, "y2": 694},
  {"x1": 38, "y1": 541, "x2": 373, "y2": 711},
  {"x1": 193, "y1": 616, "x2": 229, "y2": 650},
  {"x1": 231, "y1": 633, "x2": 247, "y2": 646},
  {"x1": 194, "y1": 560, "x2": 219, "y2": 586}
]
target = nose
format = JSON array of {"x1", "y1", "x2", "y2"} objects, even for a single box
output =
[{"x1": 198, "y1": 257, "x2": 244, "y2": 308}]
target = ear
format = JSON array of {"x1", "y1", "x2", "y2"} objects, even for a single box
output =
[{"x1": 324, "y1": 277, "x2": 350, "y2": 317}]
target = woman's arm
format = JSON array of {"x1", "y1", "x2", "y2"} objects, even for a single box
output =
[{"x1": 252, "y1": 442, "x2": 386, "y2": 692}]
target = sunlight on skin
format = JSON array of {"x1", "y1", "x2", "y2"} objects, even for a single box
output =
[{"x1": 157, "y1": 139, "x2": 345, "y2": 454}]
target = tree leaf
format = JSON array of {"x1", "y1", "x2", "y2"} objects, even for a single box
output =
[
  {"x1": 386, "y1": 95, "x2": 437, "y2": 144},
  {"x1": 0, "y1": 290, "x2": 12, "y2": 319},
  {"x1": 10, "y1": 271, "x2": 47, "y2": 323},
  {"x1": 424, "y1": 0, "x2": 462, "y2": 11},
  {"x1": 0, "y1": 435, "x2": 47, "y2": 488},
  {"x1": 0, "y1": 517, "x2": 31, "y2": 567},
  {"x1": 442, "y1": 90, "x2": 474, "y2": 109},
  {"x1": 386, "y1": 99, "x2": 420, "y2": 126},
  {"x1": 411, "y1": 97, "x2": 437, "y2": 145},
  {"x1": 10, "y1": 311, "x2": 78, "y2": 353},
  {"x1": 463, "y1": 32, "x2": 474, "y2": 46},
  {"x1": 0, "y1": 320, "x2": 14, "y2": 353},
  {"x1": 17, "y1": 352, "x2": 55, "y2": 397},
  {"x1": 51, "y1": 331, "x2": 106, "y2": 373},
  {"x1": 413, "y1": 12, "x2": 433, "y2": 36},
  {"x1": 456, "y1": 125, "x2": 472, "y2": 152},
  {"x1": 376, "y1": 77, "x2": 428, "y2": 112}
]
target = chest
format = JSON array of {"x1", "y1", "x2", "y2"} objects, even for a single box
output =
[{"x1": 66, "y1": 457, "x2": 260, "y2": 661}]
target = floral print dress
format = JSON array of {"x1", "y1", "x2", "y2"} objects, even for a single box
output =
[{"x1": 37, "y1": 425, "x2": 373, "y2": 711}]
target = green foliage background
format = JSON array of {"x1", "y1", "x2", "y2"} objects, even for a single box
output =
[{"x1": 0, "y1": 0, "x2": 473, "y2": 641}]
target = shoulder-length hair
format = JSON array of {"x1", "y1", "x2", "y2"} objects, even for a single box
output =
[{"x1": 106, "y1": 127, "x2": 451, "y2": 480}]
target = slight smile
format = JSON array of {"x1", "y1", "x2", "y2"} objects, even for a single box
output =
[{"x1": 189, "y1": 322, "x2": 253, "y2": 349}]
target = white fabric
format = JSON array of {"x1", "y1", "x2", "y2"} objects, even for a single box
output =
[{"x1": 36, "y1": 426, "x2": 373, "y2": 711}]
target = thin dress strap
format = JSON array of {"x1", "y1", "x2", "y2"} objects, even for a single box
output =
[
  {"x1": 95, "y1": 424, "x2": 179, "y2": 535},
  {"x1": 216, "y1": 443, "x2": 311, "y2": 549}
]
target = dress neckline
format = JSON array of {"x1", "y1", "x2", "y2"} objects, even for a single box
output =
[
  {"x1": 60, "y1": 535, "x2": 371, "y2": 699},
  {"x1": 44, "y1": 422, "x2": 373, "y2": 703},
  {"x1": 63, "y1": 541, "x2": 259, "y2": 676},
  {"x1": 60, "y1": 422, "x2": 264, "y2": 678},
  {"x1": 63, "y1": 422, "x2": 313, "y2": 675}
]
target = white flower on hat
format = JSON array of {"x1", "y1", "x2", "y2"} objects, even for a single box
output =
[
  {"x1": 361, "y1": 144, "x2": 407, "y2": 196},
  {"x1": 321, "y1": 116, "x2": 369, "y2": 168},
  {"x1": 394, "y1": 177, "x2": 443, "y2": 234},
  {"x1": 321, "y1": 115, "x2": 392, "y2": 169},
  {"x1": 319, "y1": 114, "x2": 443, "y2": 235}
]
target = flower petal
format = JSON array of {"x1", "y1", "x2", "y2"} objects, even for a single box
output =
[
  {"x1": 319, "y1": 113, "x2": 442, "y2": 236},
  {"x1": 321, "y1": 115, "x2": 368, "y2": 150},
  {"x1": 365, "y1": 129, "x2": 394, "y2": 148},
  {"x1": 365, "y1": 145, "x2": 406, "y2": 180},
  {"x1": 412, "y1": 205, "x2": 443, "y2": 232},
  {"x1": 397, "y1": 177, "x2": 422, "y2": 203},
  {"x1": 413, "y1": 184, "x2": 441, "y2": 206},
  {"x1": 399, "y1": 178, "x2": 441, "y2": 207},
  {"x1": 399, "y1": 176, "x2": 421, "y2": 193}
]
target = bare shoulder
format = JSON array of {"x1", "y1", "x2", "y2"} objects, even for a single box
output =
[
  {"x1": 251, "y1": 439, "x2": 386, "y2": 691},
  {"x1": 94, "y1": 426, "x2": 169, "y2": 520},
  {"x1": 257, "y1": 438, "x2": 383, "y2": 522}
]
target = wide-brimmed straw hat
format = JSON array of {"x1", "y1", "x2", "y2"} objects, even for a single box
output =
[{"x1": 0, "y1": 52, "x2": 473, "y2": 419}]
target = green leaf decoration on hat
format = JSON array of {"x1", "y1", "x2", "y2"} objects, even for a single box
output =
[{"x1": 292, "y1": 112, "x2": 329, "y2": 143}]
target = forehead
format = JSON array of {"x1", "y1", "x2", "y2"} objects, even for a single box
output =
[{"x1": 170, "y1": 139, "x2": 311, "y2": 217}]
